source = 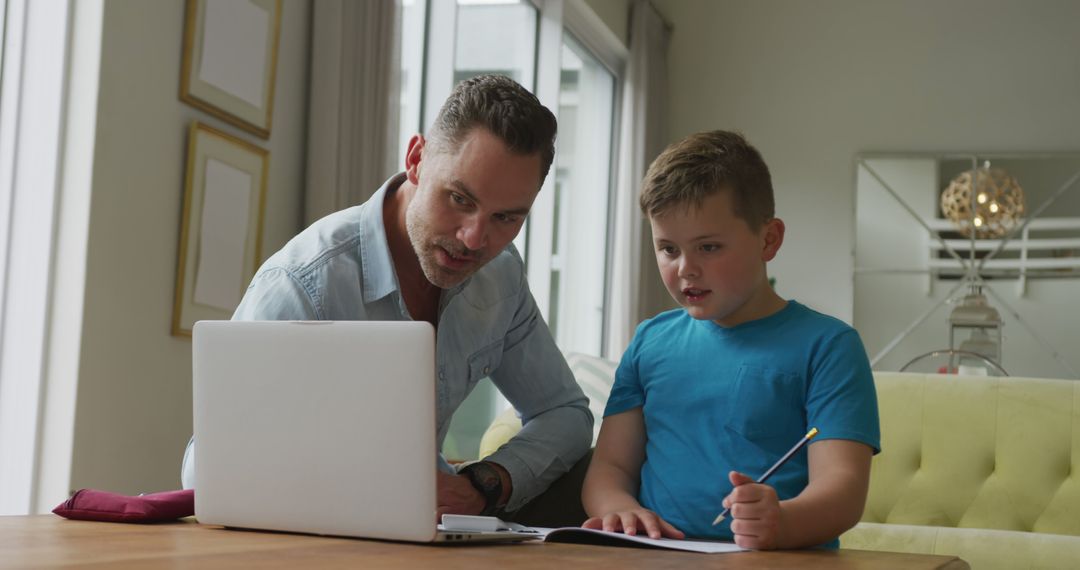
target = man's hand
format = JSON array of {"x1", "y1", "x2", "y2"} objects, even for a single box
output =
[
  {"x1": 722, "y1": 470, "x2": 783, "y2": 549},
  {"x1": 435, "y1": 470, "x2": 486, "y2": 521},
  {"x1": 582, "y1": 508, "x2": 685, "y2": 540}
]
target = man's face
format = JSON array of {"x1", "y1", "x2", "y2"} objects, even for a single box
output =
[
  {"x1": 405, "y1": 128, "x2": 542, "y2": 288},
  {"x1": 650, "y1": 191, "x2": 780, "y2": 327}
]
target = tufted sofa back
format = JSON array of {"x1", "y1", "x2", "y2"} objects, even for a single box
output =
[{"x1": 863, "y1": 372, "x2": 1080, "y2": 536}]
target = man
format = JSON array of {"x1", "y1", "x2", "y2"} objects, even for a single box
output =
[{"x1": 182, "y1": 75, "x2": 593, "y2": 522}]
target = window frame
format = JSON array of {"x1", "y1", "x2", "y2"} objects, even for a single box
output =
[
  {"x1": 530, "y1": 0, "x2": 626, "y2": 358},
  {"x1": 0, "y1": 0, "x2": 74, "y2": 515}
]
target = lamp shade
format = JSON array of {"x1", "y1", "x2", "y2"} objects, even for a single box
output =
[{"x1": 941, "y1": 164, "x2": 1026, "y2": 238}]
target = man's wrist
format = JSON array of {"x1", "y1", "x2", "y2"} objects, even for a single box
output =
[
  {"x1": 487, "y1": 461, "x2": 513, "y2": 506},
  {"x1": 461, "y1": 461, "x2": 504, "y2": 515}
]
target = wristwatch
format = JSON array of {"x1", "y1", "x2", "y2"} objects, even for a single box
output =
[{"x1": 461, "y1": 461, "x2": 503, "y2": 516}]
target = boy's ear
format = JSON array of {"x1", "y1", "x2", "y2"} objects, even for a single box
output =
[
  {"x1": 404, "y1": 134, "x2": 426, "y2": 185},
  {"x1": 761, "y1": 218, "x2": 785, "y2": 262}
]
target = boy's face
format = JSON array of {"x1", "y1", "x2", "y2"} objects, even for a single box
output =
[{"x1": 649, "y1": 191, "x2": 784, "y2": 327}]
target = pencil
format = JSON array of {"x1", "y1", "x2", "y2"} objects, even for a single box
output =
[{"x1": 711, "y1": 427, "x2": 819, "y2": 526}]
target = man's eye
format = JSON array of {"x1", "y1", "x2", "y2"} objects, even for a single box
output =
[
  {"x1": 495, "y1": 213, "x2": 518, "y2": 224},
  {"x1": 450, "y1": 192, "x2": 467, "y2": 205}
]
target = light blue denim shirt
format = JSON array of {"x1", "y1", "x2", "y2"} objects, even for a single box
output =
[{"x1": 183, "y1": 174, "x2": 592, "y2": 511}]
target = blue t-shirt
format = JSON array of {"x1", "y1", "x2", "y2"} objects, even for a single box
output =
[{"x1": 604, "y1": 301, "x2": 880, "y2": 547}]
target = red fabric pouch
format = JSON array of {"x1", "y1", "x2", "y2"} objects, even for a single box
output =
[{"x1": 52, "y1": 488, "x2": 194, "y2": 523}]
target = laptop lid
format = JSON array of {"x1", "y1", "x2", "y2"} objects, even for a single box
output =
[{"x1": 193, "y1": 320, "x2": 438, "y2": 542}]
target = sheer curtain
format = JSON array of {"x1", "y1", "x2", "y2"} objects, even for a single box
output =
[
  {"x1": 605, "y1": 0, "x2": 670, "y2": 358},
  {"x1": 304, "y1": 0, "x2": 401, "y2": 226}
]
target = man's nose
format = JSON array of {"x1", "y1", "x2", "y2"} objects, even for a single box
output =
[{"x1": 457, "y1": 214, "x2": 488, "y2": 251}]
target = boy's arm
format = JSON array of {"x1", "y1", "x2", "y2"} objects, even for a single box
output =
[
  {"x1": 778, "y1": 439, "x2": 872, "y2": 547},
  {"x1": 728, "y1": 439, "x2": 871, "y2": 549},
  {"x1": 582, "y1": 408, "x2": 646, "y2": 514},
  {"x1": 581, "y1": 408, "x2": 685, "y2": 539}
]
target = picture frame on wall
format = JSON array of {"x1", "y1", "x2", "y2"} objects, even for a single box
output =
[
  {"x1": 172, "y1": 121, "x2": 269, "y2": 337},
  {"x1": 180, "y1": 0, "x2": 282, "y2": 139}
]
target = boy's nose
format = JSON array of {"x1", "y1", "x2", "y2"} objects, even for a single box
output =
[{"x1": 677, "y1": 257, "x2": 700, "y2": 279}]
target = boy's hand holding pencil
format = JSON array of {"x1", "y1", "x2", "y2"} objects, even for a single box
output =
[
  {"x1": 720, "y1": 470, "x2": 783, "y2": 549},
  {"x1": 713, "y1": 427, "x2": 818, "y2": 549}
]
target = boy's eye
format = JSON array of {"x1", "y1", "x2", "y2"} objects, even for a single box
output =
[
  {"x1": 701, "y1": 243, "x2": 722, "y2": 252},
  {"x1": 659, "y1": 245, "x2": 678, "y2": 256}
]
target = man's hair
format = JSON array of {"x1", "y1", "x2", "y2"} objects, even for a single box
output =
[
  {"x1": 428, "y1": 74, "x2": 558, "y2": 183},
  {"x1": 640, "y1": 130, "x2": 774, "y2": 230}
]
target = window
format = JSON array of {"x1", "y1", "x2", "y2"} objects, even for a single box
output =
[
  {"x1": 0, "y1": 0, "x2": 75, "y2": 514},
  {"x1": 545, "y1": 34, "x2": 616, "y2": 357},
  {"x1": 395, "y1": 0, "x2": 427, "y2": 172},
  {"x1": 402, "y1": 0, "x2": 620, "y2": 356},
  {"x1": 398, "y1": 0, "x2": 624, "y2": 458},
  {"x1": 452, "y1": 1, "x2": 537, "y2": 89}
]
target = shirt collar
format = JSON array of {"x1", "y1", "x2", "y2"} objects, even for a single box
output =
[{"x1": 359, "y1": 173, "x2": 408, "y2": 303}]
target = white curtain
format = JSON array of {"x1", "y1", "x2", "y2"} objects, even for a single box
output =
[
  {"x1": 304, "y1": 0, "x2": 401, "y2": 226},
  {"x1": 605, "y1": 0, "x2": 670, "y2": 358}
]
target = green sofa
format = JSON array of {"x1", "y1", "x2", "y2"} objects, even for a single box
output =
[
  {"x1": 480, "y1": 356, "x2": 1080, "y2": 569},
  {"x1": 842, "y1": 371, "x2": 1080, "y2": 569}
]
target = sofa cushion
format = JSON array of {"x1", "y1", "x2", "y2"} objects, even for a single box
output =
[
  {"x1": 864, "y1": 372, "x2": 1080, "y2": 536},
  {"x1": 563, "y1": 352, "x2": 619, "y2": 442},
  {"x1": 478, "y1": 352, "x2": 617, "y2": 458},
  {"x1": 843, "y1": 522, "x2": 1080, "y2": 570}
]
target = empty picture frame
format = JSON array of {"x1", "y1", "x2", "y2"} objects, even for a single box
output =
[
  {"x1": 180, "y1": 0, "x2": 282, "y2": 138},
  {"x1": 173, "y1": 121, "x2": 268, "y2": 337}
]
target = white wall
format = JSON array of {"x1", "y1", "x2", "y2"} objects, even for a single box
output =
[
  {"x1": 651, "y1": 0, "x2": 1080, "y2": 324},
  {"x1": 62, "y1": 0, "x2": 310, "y2": 501},
  {"x1": 583, "y1": 0, "x2": 630, "y2": 46}
]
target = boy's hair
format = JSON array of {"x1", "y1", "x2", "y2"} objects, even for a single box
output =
[
  {"x1": 640, "y1": 130, "x2": 774, "y2": 230},
  {"x1": 428, "y1": 74, "x2": 558, "y2": 184}
]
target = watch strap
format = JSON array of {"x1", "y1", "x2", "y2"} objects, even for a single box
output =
[{"x1": 461, "y1": 461, "x2": 502, "y2": 516}]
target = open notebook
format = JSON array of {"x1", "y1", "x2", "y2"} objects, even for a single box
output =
[{"x1": 440, "y1": 515, "x2": 745, "y2": 554}]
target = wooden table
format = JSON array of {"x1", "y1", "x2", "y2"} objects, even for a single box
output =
[{"x1": 1, "y1": 516, "x2": 969, "y2": 569}]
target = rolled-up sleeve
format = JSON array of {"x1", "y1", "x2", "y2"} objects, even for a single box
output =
[{"x1": 483, "y1": 282, "x2": 593, "y2": 511}]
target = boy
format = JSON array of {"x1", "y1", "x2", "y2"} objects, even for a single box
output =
[{"x1": 581, "y1": 131, "x2": 879, "y2": 549}]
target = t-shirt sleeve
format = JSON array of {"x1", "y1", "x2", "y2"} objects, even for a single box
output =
[
  {"x1": 806, "y1": 328, "x2": 881, "y2": 454},
  {"x1": 603, "y1": 323, "x2": 647, "y2": 417}
]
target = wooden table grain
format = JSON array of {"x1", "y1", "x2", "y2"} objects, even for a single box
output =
[{"x1": 0, "y1": 515, "x2": 969, "y2": 569}]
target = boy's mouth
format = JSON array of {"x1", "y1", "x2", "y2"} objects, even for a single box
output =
[{"x1": 682, "y1": 287, "x2": 711, "y2": 302}]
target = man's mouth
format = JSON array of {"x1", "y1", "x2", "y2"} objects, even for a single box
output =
[{"x1": 436, "y1": 245, "x2": 476, "y2": 270}]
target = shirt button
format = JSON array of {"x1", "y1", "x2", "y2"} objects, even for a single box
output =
[{"x1": 483, "y1": 366, "x2": 490, "y2": 375}]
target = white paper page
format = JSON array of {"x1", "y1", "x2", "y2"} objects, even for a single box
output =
[
  {"x1": 537, "y1": 527, "x2": 745, "y2": 554},
  {"x1": 193, "y1": 159, "x2": 252, "y2": 311},
  {"x1": 199, "y1": 0, "x2": 269, "y2": 107}
]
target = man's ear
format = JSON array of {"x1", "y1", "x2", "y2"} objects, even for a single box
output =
[
  {"x1": 405, "y1": 134, "x2": 425, "y2": 184},
  {"x1": 761, "y1": 218, "x2": 785, "y2": 262}
]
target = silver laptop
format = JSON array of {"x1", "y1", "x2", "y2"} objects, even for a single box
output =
[{"x1": 192, "y1": 320, "x2": 538, "y2": 543}]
